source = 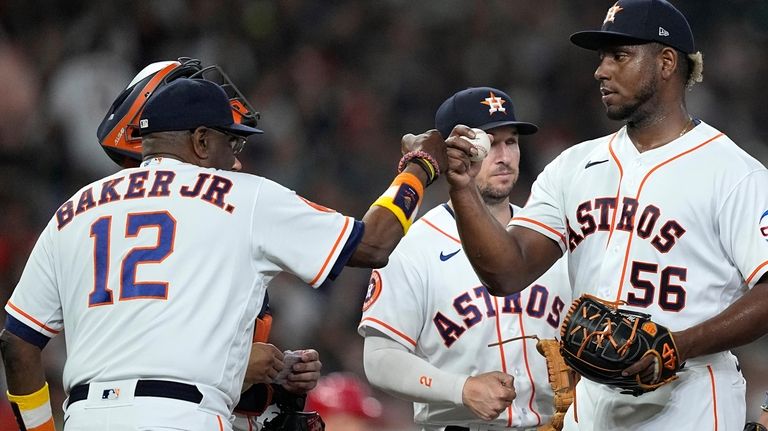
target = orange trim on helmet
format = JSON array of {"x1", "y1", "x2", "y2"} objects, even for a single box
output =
[
  {"x1": 102, "y1": 62, "x2": 182, "y2": 159},
  {"x1": 230, "y1": 99, "x2": 250, "y2": 124}
]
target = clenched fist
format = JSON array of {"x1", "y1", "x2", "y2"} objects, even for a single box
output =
[{"x1": 462, "y1": 371, "x2": 516, "y2": 421}]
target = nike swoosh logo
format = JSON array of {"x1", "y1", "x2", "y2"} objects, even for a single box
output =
[
  {"x1": 585, "y1": 159, "x2": 609, "y2": 169},
  {"x1": 440, "y1": 249, "x2": 461, "y2": 261}
]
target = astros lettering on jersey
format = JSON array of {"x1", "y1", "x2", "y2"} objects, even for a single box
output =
[
  {"x1": 511, "y1": 121, "x2": 768, "y2": 429},
  {"x1": 359, "y1": 203, "x2": 571, "y2": 429}
]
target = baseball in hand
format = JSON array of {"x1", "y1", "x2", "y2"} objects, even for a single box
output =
[{"x1": 467, "y1": 128, "x2": 491, "y2": 162}]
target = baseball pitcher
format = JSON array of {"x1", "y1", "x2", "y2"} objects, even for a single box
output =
[{"x1": 444, "y1": 1, "x2": 768, "y2": 430}]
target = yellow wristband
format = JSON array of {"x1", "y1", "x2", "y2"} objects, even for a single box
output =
[
  {"x1": 7, "y1": 383, "x2": 55, "y2": 431},
  {"x1": 372, "y1": 172, "x2": 424, "y2": 234}
]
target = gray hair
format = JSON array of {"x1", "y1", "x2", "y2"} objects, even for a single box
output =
[{"x1": 686, "y1": 51, "x2": 704, "y2": 89}]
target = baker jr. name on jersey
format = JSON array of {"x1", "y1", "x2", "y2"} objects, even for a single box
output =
[{"x1": 56, "y1": 169, "x2": 235, "y2": 230}]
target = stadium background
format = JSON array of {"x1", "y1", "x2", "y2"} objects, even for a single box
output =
[{"x1": 0, "y1": 1, "x2": 766, "y2": 429}]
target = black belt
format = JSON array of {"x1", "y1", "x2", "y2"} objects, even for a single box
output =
[
  {"x1": 69, "y1": 380, "x2": 203, "y2": 405},
  {"x1": 445, "y1": 427, "x2": 469, "y2": 431}
]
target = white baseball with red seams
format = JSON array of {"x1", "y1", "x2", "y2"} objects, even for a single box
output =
[{"x1": 467, "y1": 128, "x2": 491, "y2": 162}]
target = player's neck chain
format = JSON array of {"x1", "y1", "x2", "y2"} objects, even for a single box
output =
[{"x1": 678, "y1": 116, "x2": 694, "y2": 138}]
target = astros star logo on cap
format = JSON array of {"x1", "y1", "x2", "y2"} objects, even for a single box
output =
[
  {"x1": 603, "y1": 2, "x2": 623, "y2": 24},
  {"x1": 481, "y1": 91, "x2": 506, "y2": 115}
]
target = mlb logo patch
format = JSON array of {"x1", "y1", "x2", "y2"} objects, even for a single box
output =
[{"x1": 102, "y1": 388, "x2": 120, "y2": 400}]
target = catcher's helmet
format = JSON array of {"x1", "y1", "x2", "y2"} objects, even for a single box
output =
[
  {"x1": 97, "y1": 57, "x2": 259, "y2": 167},
  {"x1": 304, "y1": 373, "x2": 382, "y2": 420}
]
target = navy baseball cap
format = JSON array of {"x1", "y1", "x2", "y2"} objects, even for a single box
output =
[
  {"x1": 140, "y1": 78, "x2": 263, "y2": 136},
  {"x1": 435, "y1": 87, "x2": 538, "y2": 138},
  {"x1": 570, "y1": 0, "x2": 695, "y2": 54}
]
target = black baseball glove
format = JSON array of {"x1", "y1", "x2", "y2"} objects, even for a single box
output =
[
  {"x1": 261, "y1": 390, "x2": 325, "y2": 431},
  {"x1": 262, "y1": 411, "x2": 325, "y2": 431},
  {"x1": 559, "y1": 294, "x2": 681, "y2": 396}
]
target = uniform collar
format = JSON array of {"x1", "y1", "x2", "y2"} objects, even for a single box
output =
[{"x1": 140, "y1": 157, "x2": 187, "y2": 167}]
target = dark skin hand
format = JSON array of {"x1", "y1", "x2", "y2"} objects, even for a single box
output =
[
  {"x1": 347, "y1": 130, "x2": 447, "y2": 268},
  {"x1": 280, "y1": 349, "x2": 322, "y2": 394},
  {"x1": 445, "y1": 124, "x2": 561, "y2": 295},
  {"x1": 244, "y1": 342, "x2": 285, "y2": 386},
  {"x1": 0, "y1": 329, "x2": 46, "y2": 395}
]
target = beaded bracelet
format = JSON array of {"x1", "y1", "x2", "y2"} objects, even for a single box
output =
[{"x1": 397, "y1": 150, "x2": 440, "y2": 186}]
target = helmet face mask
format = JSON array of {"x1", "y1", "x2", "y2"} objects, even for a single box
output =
[
  {"x1": 187, "y1": 63, "x2": 260, "y2": 128},
  {"x1": 97, "y1": 57, "x2": 260, "y2": 167}
]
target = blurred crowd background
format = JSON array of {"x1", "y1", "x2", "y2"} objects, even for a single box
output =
[{"x1": 0, "y1": 1, "x2": 766, "y2": 429}]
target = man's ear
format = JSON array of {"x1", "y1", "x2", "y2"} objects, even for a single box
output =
[
  {"x1": 191, "y1": 127, "x2": 209, "y2": 159},
  {"x1": 659, "y1": 46, "x2": 678, "y2": 80}
]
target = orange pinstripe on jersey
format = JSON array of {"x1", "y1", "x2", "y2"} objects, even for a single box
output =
[
  {"x1": 746, "y1": 260, "x2": 768, "y2": 285},
  {"x1": 605, "y1": 132, "x2": 623, "y2": 247},
  {"x1": 6, "y1": 302, "x2": 60, "y2": 335},
  {"x1": 308, "y1": 217, "x2": 351, "y2": 286},
  {"x1": 573, "y1": 383, "x2": 579, "y2": 423},
  {"x1": 516, "y1": 305, "x2": 542, "y2": 426},
  {"x1": 359, "y1": 316, "x2": 417, "y2": 347},
  {"x1": 489, "y1": 296, "x2": 512, "y2": 426},
  {"x1": 298, "y1": 196, "x2": 336, "y2": 213},
  {"x1": 510, "y1": 217, "x2": 566, "y2": 245},
  {"x1": 422, "y1": 218, "x2": 460, "y2": 244},
  {"x1": 490, "y1": 296, "x2": 508, "y2": 372},
  {"x1": 707, "y1": 365, "x2": 719, "y2": 431},
  {"x1": 614, "y1": 133, "x2": 724, "y2": 302}
]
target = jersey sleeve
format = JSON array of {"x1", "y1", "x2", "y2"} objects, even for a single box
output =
[
  {"x1": 718, "y1": 169, "x2": 768, "y2": 288},
  {"x1": 358, "y1": 247, "x2": 426, "y2": 351},
  {"x1": 251, "y1": 179, "x2": 356, "y2": 288},
  {"x1": 510, "y1": 153, "x2": 568, "y2": 251},
  {"x1": 5, "y1": 223, "x2": 63, "y2": 347}
]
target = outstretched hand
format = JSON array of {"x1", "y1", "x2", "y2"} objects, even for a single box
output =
[
  {"x1": 462, "y1": 371, "x2": 516, "y2": 421},
  {"x1": 244, "y1": 342, "x2": 284, "y2": 386},
  {"x1": 280, "y1": 349, "x2": 322, "y2": 394}
]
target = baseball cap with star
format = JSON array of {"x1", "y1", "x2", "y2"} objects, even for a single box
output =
[
  {"x1": 570, "y1": 0, "x2": 695, "y2": 54},
  {"x1": 435, "y1": 87, "x2": 538, "y2": 139}
]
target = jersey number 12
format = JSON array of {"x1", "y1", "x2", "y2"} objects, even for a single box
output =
[{"x1": 88, "y1": 211, "x2": 176, "y2": 307}]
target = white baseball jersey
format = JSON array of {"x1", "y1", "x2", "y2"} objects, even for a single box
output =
[
  {"x1": 5, "y1": 158, "x2": 361, "y2": 416},
  {"x1": 358, "y1": 203, "x2": 571, "y2": 429},
  {"x1": 512, "y1": 120, "x2": 768, "y2": 429}
]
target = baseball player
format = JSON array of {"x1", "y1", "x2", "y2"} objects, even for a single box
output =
[
  {"x1": 0, "y1": 76, "x2": 446, "y2": 431},
  {"x1": 444, "y1": 0, "x2": 768, "y2": 430},
  {"x1": 98, "y1": 59, "x2": 323, "y2": 431},
  {"x1": 359, "y1": 87, "x2": 571, "y2": 430}
]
